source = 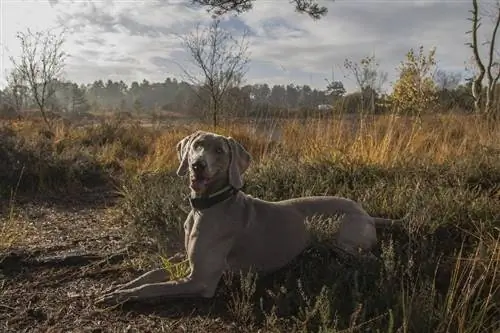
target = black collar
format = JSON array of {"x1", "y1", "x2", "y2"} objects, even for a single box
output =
[{"x1": 189, "y1": 186, "x2": 239, "y2": 210}]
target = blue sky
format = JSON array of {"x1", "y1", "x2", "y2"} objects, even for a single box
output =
[{"x1": 0, "y1": 0, "x2": 498, "y2": 92}]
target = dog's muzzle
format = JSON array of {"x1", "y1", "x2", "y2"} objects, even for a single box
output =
[{"x1": 191, "y1": 160, "x2": 206, "y2": 174}]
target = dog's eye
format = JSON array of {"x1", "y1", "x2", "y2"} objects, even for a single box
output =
[{"x1": 216, "y1": 147, "x2": 224, "y2": 154}]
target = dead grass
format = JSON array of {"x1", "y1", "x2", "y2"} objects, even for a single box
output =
[{"x1": 1, "y1": 112, "x2": 499, "y2": 332}]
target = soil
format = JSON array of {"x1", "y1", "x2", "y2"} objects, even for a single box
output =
[{"x1": 0, "y1": 191, "x2": 242, "y2": 333}]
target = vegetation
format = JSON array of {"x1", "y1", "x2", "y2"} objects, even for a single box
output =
[
  {"x1": 467, "y1": 0, "x2": 500, "y2": 114},
  {"x1": 9, "y1": 29, "x2": 66, "y2": 132},
  {"x1": 181, "y1": 18, "x2": 250, "y2": 128},
  {"x1": 192, "y1": 0, "x2": 328, "y2": 19},
  {"x1": 391, "y1": 46, "x2": 438, "y2": 115},
  {"x1": 1, "y1": 0, "x2": 500, "y2": 332},
  {"x1": 1, "y1": 111, "x2": 499, "y2": 332}
]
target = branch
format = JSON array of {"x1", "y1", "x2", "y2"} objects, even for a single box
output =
[
  {"x1": 191, "y1": 0, "x2": 328, "y2": 19},
  {"x1": 469, "y1": 0, "x2": 486, "y2": 76},
  {"x1": 486, "y1": 4, "x2": 500, "y2": 87}
]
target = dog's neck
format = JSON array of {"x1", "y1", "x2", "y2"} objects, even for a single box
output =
[
  {"x1": 190, "y1": 177, "x2": 228, "y2": 198},
  {"x1": 190, "y1": 177, "x2": 239, "y2": 210},
  {"x1": 189, "y1": 184, "x2": 238, "y2": 210}
]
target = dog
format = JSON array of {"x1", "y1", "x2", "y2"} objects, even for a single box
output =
[{"x1": 96, "y1": 130, "x2": 405, "y2": 305}]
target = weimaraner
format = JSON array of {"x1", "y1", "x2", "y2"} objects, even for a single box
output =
[{"x1": 96, "y1": 130, "x2": 404, "y2": 305}]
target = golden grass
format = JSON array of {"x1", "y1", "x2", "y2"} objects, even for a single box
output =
[
  {"x1": 279, "y1": 114, "x2": 500, "y2": 166},
  {"x1": 136, "y1": 113, "x2": 500, "y2": 175},
  {"x1": 5, "y1": 113, "x2": 497, "y2": 176}
]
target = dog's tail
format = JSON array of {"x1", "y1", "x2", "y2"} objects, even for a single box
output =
[{"x1": 373, "y1": 213, "x2": 411, "y2": 229}]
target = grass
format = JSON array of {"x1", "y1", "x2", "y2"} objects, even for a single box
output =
[{"x1": 1, "y1": 112, "x2": 499, "y2": 332}]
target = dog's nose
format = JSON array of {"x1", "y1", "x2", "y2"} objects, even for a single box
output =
[{"x1": 192, "y1": 160, "x2": 206, "y2": 172}]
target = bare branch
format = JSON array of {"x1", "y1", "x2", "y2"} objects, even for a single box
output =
[
  {"x1": 181, "y1": 19, "x2": 249, "y2": 127},
  {"x1": 467, "y1": 0, "x2": 486, "y2": 113},
  {"x1": 485, "y1": 3, "x2": 500, "y2": 112},
  {"x1": 9, "y1": 28, "x2": 66, "y2": 131}
]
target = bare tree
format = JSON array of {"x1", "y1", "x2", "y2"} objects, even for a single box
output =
[
  {"x1": 343, "y1": 55, "x2": 388, "y2": 113},
  {"x1": 435, "y1": 69, "x2": 462, "y2": 91},
  {"x1": 10, "y1": 28, "x2": 66, "y2": 131},
  {"x1": 467, "y1": 0, "x2": 500, "y2": 114},
  {"x1": 192, "y1": 0, "x2": 328, "y2": 19},
  {"x1": 181, "y1": 19, "x2": 249, "y2": 127}
]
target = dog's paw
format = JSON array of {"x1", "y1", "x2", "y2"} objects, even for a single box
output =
[
  {"x1": 94, "y1": 290, "x2": 136, "y2": 306},
  {"x1": 100, "y1": 282, "x2": 123, "y2": 295}
]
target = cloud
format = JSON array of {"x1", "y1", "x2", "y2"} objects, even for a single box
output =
[
  {"x1": 1, "y1": 0, "x2": 497, "y2": 92},
  {"x1": 239, "y1": 0, "x2": 476, "y2": 90}
]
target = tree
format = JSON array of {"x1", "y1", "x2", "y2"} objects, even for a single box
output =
[
  {"x1": 325, "y1": 80, "x2": 346, "y2": 100},
  {"x1": 71, "y1": 84, "x2": 90, "y2": 113},
  {"x1": 3, "y1": 69, "x2": 29, "y2": 112},
  {"x1": 10, "y1": 28, "x2": 66, "y2": 131},
  {"x1": 182, "y1": 19, "x2": 249, "y2": 127},
  {"x1": 435, "y1": 69, "x2": 462, "y2": 91},
  {"x1": 391, "y1": 46, "x2": 438, "y2": 115},
  {"x1": 286, "y1": 84, "x2": 300, "y2": 108},
  {"x1": 343, "y1": 55, "x2": 387, "y2": 113},
  {"x1": 192, "y1": 0, "x2": 328, "y2": 19},
  {"x1": 467, "y1": 0, "x2": 500, "y2": 114},
  {"x1": 269, "y1": 85, "x2": 286, "y2": 107}
]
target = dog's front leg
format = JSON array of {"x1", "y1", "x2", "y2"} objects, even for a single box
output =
[
  {"x1": 101, "y1": 268, "x2": 169, "y2": 295},
  {"x1": 95, "y1": 275, "x2": 209, "y2": 305}
]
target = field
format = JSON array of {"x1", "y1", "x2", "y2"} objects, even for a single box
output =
[{"x1": 0, "y1": 112, "x2": 499, "y2": 332}]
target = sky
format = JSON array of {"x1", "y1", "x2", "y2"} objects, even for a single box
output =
[{"x1": 0, "y1": 0, "x2": 498, "y2": 92}]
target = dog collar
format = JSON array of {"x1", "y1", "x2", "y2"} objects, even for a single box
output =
[{"x1": 189, "y1": 186, "x2": 239, "y2": 210}]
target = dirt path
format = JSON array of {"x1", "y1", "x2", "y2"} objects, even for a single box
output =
[{"x1": 0, "y1": 197, "x2": 240, "y2": 333}]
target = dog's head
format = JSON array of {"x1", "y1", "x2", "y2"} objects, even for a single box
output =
[{"x1": 176, "y1": 131, "x2": 251, "y2": 195}]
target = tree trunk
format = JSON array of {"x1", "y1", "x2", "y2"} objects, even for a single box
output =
[
  {"x1": 212, "y1": 97, "x2": 218, "y2": 129},
  {"x1": 39, "y1": 105, "x2": 53, "y2": 132},
  {"x1": 470, "y1": 0, "x2": 486, "y2": 114},
  {"x1": 485, "y1": 5, "x2": 500, "y2": 114}
]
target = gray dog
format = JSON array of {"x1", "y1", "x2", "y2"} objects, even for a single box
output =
[{"x1": 96, "y1": 130, "x2": 404, "y2": 305}]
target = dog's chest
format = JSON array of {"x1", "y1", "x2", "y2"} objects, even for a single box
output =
[{"x1": 187, "y1": 208, "x2": 242, "y2": 252}]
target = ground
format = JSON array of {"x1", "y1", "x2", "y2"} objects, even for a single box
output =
[{"x1": 0, "y1": 191, "x2": 243, "y2": 333}]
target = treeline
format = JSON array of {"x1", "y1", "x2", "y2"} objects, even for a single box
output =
[
  {"x1": 0, "y1": 78, "x2": 333, "y2": 116},
  {"x1": 0, "y1": 76, "x2": 479, "y2": 119}
]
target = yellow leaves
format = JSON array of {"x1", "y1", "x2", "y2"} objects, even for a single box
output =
[{"x1": 391, "y1": 46, "x2": 438, "y2": 115}]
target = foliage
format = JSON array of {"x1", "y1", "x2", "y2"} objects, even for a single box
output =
[
  {"x1": 325, "y1": 80, "x2": 346, "y2": 101},
  {"x1": 114, "y1": 113, "x2": 499, "y2": 332},
  {"x1": 1, "y1": 113, "x2": 499, "y2": 331},
  {"x1": 192, "y1": 0, "x2": 328, "y2": 19},
  {"x1": 391, "y1": 46, "x2": 438, "y2": 115},
  {"x1": 2, "y1": 69, "x2": 29, "y2": 112},
  {"x1": 0, "y1": 123, "x2": 106, "y2": 197}
]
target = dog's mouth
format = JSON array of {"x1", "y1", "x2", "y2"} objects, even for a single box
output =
[{"x1": 190, "y1": 176, "x2": 210, "y2": 192}]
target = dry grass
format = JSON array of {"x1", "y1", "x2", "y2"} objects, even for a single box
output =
[
  {"x1": 131, "y1": 113, "x2": 500, "y2": 173},
  {"x1": 278, "y1": 113, "x2": 499, "y2": 166},
  {"x1": 1, "y1": 112, "x2": 499, "y2": 332}
]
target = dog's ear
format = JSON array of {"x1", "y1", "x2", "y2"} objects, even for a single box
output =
[
  {"x1": 226, "y1": 137, "x2": 251, "y2": 189},
  {"x1": 176, "y1": 131, "x2": 202, "y2": 176}
]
